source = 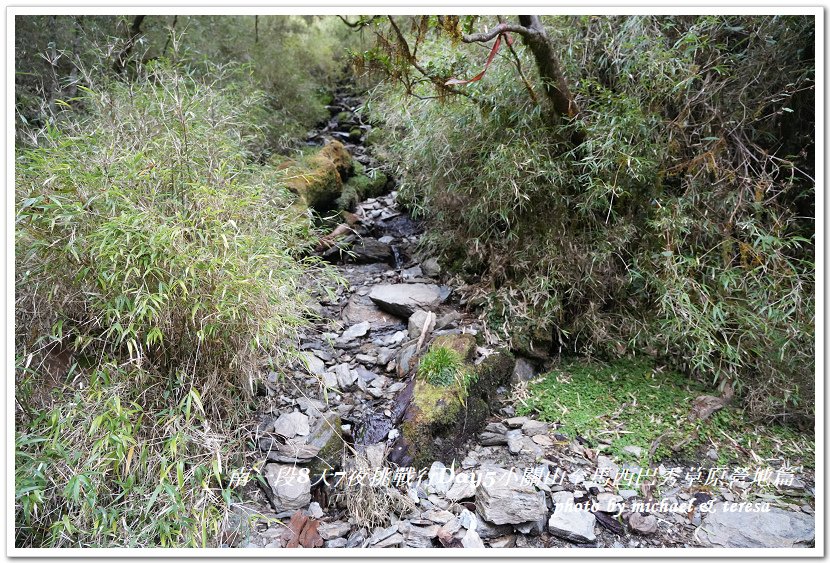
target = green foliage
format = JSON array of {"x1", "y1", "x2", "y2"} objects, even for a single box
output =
[
  {"x1": 365, "y1": 15, "x2": 815, "y2": 423},
  {"x1": 16, "y1": 60, "x2": 332, "y2": 382},
  {"x1": 14, "y1": 57, "x2": 338, "y2": 547},
  {"x1": 517, "y1": 357, "x2": 814, "y2": 467},
  {"x1": 15, "y1": 361, "x2": 259, "y2": 547},
  {"x1": 15, "y1": 16, "x2": 360, "y2": 151},
  {"x1": 418, "y1": 346, "x2": 464, "y2": 387}
]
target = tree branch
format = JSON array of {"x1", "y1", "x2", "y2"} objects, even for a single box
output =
[
  {"x1": 462, "y1": 22, "x2": 539, "y2": 43},
  {"x1": 387, "y1": 16, "x2": 472, "y2": 100},
  {"x1": 338, "y1": 15, "x2": 381, "y2": 29}
]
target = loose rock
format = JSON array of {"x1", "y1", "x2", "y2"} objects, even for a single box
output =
[
  {"x1": 548, "y1": 491, "x2": 596, "y2": 543},
  {"x1": 263, "y1": 464, "x2": 311, "y2": 514},
  {"x1": 696, "y1": 503, "x2": 814, "y2": 548},
  {"x1": 475, "y1": 467, "x2": 548, "y2": 525}
]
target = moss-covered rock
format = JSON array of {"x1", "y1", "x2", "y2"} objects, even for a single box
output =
[
  {"x1": 349, "y1": 127, "x2": 363, "y2": 141},
  {"x1": 336, "y1": 170, "x2": 390, "y2": 211},
  {"x1": 283, "y1": 141, "x2": 353, "y2": 212},
  {"x1": 395, "y1": 343, "x2": 515, "y2": 469},
  {"x1": 431, "y1": 333, "x2": 477, "y2": 362}
]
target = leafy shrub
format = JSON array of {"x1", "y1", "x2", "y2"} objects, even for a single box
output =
[
  {"x1": 14, "y1": 57, "x2": 335, "y2": 547},
  {"x1": 364, "y1": 15, "x2": 815, "y2": 423}
]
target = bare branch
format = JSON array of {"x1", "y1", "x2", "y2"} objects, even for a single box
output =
[
  {"x1": 462, "y1": 22, "x2": 539, "y2": 43},
  {"x1": 338, "y1": 15, "x2": 380, "y2": 29}
]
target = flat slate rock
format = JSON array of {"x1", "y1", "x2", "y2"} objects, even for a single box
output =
[
  {"x1": 342, "y1": 294, "x2": 400, "y2": 326},
  {"x1": 696, "y1": 503, "x2": 814, "y2": 548},
  {"x1": 548, "y1": 491, "x2": 596, "y2": 544},
  {"x1": 475, "y1": 467, "x2": 548, "y2": 525},
  {"x1": 369, "y1": 283, "x2": 450, "y2": 318}
]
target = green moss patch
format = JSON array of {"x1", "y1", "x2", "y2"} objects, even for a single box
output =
[{"x1": 517, "y1": 357, "x2": 814, "y2": 467}]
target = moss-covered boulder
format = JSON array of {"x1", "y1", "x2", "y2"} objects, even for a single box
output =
[
  {"x1": 392, "y1": 341, "x2": 516, "y2": 469},
  {"x1": 431, "y1": 333, "x2": 476, "y2": 362},
  {"x1": 336, "y1": 170, "x2": 390, "y2": 211},
  {"x1": 284, "y1": 141, "x2": 353, "y2": 212}
]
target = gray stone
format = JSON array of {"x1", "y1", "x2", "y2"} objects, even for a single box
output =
[
  {"x1": 475, "y1": 467, "x2": 548, "y2": 525},
  {"x1": 567, "y1": 469, "x2": 586, "y2": 485},
  {"x1": 322, "y1": 370, "x2": 338, "y2": 389},
  {"x1": 401, "y1": 265, "x2": 423, "y2": 280},
  {"x1": 445, "y1": 474, "x2": 476, "y2": 501},
  {"x1": 428, "y1": 461, "x2": 454, "y2": 495},
  {"x1": 421, "y1": 257, "x2": 441, "y2": 277},
  {"x1": 439, "y1": 516, "x2": 462, "y2": 538},
  {"x1": 594, "y1": 492, "x2": 623, "y2": 513},
  {"x1": 376, "y1": 347, "x2": 396, "y2": 365},
  {"x1": 263, "y1": 464, "x2": 311, "y2": 513},
  {"x1": 531, "y1": 434, "x2": 554, "y2": 447},
  {"x1": 396, "y1": 342, "x2": 419, "y2": 377},
  {"x1": 319, "y1": 521, "x2": 352, "y2": 540},
  {"x1": 548, "y1": 491, "x2": 596, "y2": 543},
  {"x1": 350, "y1": 238, "x2": 393, "y2": 264},
  {"x1": 629, "y1": 512, "x2": 658, "y2": 535},
  {"x1": 339, "y1": 321, "x2": 371, "y2": 343},
  {"x1": 364, "y1": 443, "x2": 386, "y2": 468},
  {"x1": 324, "y1": 537, "x2": 348, "y2": 548},
  {"x1": 334, "y1": 363, "x2": 357, "y2": 390},
  {"x1": 305, "y1": 411, "x2": 344, "y2": 474},
  {"x1": 461, "y1": 528, "x2": 485, "y2": 548},
  {"x1": 459, "y1": 508, "x2": 477, "y2": 530},
  {"x1": 596, "y1": 455, "x2": 619, "y2": 480},
  {"x1": 422, "y1": 509, "x2": 455, "y2": 524},
  {"x1": 398, "y1": 521, "x2": 439, "y2": 547},
  {"x1": 489, "y1": 534, "x2": 516, "y2": 548},
  {"x1": 272, "y1": 411, "x2": 309, "y2": 439},
  {"x1": 435, "y1": 311, "x2": 461, "y2": 330},
  {"x1": 374, "y1": 532, "x2": 405, "y2": 548},
  {"x1": 476, "y1": 519, "x2": 513, "y2": 539},
  {"x1": 522, "y1": 419, "x2": 548, "y2": 435},
  {"x1": 514, "y1": 516, "x2": 546, "y2": 536},
  {"x1": 484, "y1": 422, "x2": 508, "y2": 434},
  {"x1": 696, "y1": 503, "x2": 814, "y2": 548},
  {"x1": 369, "y1": 283, "x2": 450, "y2": 318},
  {"x1": 619, "y1": 489, "x2": 638, "y2": 500},
  {"x1": 623, "y1": 445, "x2": 644, "y2": 458},
  {"x1": 342, "y1": 294, "x2": 399, "y2": 326},
  {"x1": 308, "y1": 501, "x2": 324, "y2": 519},
  {"x1": 300, "y1": 352, "x2": 326, "y2": 377},
  {"x1": 512, "y1": 357, "x2": 537, "y2": 384},
  {"x1": 407, "y1": 309, "x2": 436, "y2": 339},
  {"x1": 506, "y1": 429, "x2": 524, "y2": 454},
  {"x1": 504, "y1": 416, "x2": 529, "y2": 428},
  {"x1": 368, "y1": 524, "x2": 399, "y2": 545},
  {"x1": 296, "y1": 397, "x2": 326, "y2": 418},
  {"x1": 479, "y1": 432, "x2": 507, "y2": 446},
  {"x1": 345, "y1": 531, "x2": 366, "y2": 548}
]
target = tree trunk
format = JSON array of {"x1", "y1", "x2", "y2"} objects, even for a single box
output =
[
  {"x1": 113, "y1": 15, "x2": 146, "y2": 74},
  {"x1": 517, "y1": 15, "x2": 578, "y2": 118}
]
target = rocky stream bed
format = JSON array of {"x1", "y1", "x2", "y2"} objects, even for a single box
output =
[{"x1": 223, "y1": 86, "x2": 816, "y2": 551}]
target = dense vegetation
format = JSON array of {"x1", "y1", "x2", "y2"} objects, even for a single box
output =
[
  {"x1": 360, "y1": 15, "x2": 814, "y2": 424},
  {"x1": 14, "y1": 14, "x2": 815, "y2": 548},
  {"x1": 14, "y1": 16, "x2": 355, "y2": 547}
]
